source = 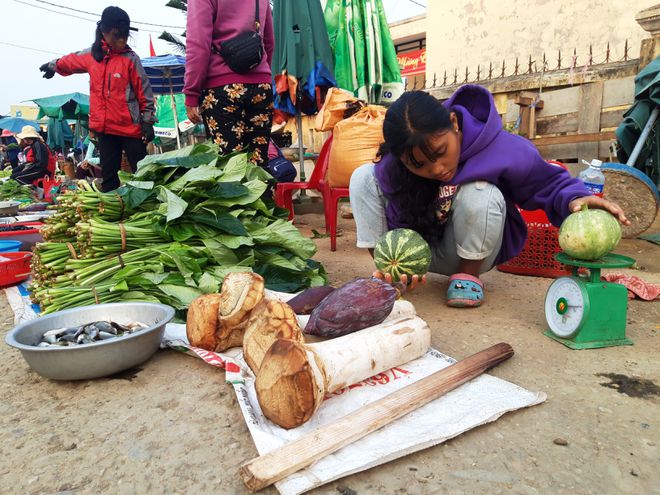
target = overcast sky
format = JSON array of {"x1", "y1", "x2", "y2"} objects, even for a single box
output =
[{"x1": 0, "y1": 0, "x2": 425, "y2": 115}]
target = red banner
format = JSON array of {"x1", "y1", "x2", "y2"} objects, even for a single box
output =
[{"x1": 397, "y1": 49, "x2": 426, "y2": 76}]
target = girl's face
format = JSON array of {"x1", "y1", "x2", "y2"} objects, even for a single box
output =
[
  {"x1": 102, "y1": 28, "x2": 128, "y2": 51},
  {"x1": 400, "y1": 112, "x2": 462, "y2": 182}
]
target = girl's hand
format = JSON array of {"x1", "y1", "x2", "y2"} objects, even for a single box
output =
[
  {"x1": 568, "y1": 196, "x2": 630, "y2": 226},
  {"x1": 186, "y1": 105, "x2": 202, "y2": 124},
  {"x1": 372, "y1": 270, "x2": 427, "y2": 294}
]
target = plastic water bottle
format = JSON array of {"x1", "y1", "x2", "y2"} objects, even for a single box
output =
[{"x1": 578, "y1": 159, "x2": 605, "y2": 197}]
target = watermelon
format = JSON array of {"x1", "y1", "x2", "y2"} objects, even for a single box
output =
[
  {"x1": 373, "y1": 229, "x2": 432, "y2": 282},
  {"x1": 558, "y1": 205, "x2": 621, "y2": 260}
]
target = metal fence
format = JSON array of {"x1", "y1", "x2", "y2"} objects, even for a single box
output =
[{"x1": 404, "y1": 41, "x2": 634, "y2": 91}]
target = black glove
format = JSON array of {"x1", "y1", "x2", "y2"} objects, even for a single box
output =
[
  {"x1": 141, "y1": 122, "x2": 155, "y2": 143},
  {"x1": 39, "y1": 63, "x2": 55, "y2": 79}
]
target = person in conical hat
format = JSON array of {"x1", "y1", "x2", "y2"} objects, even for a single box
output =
[{"x1": 10, "y1": 125, "x2": 55, "y2": 185}]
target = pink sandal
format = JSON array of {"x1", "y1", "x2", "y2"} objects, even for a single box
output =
[{"x1": 446, "y1": 273, "x2": 484, "y2": 308}]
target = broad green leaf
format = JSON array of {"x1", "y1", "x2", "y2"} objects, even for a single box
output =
[
  {"x1": 166, "y1": 223, "x2": 198, "y2": 242},
  {"x1": 204, "y1": 182, "x2": 250, "y2": 199},
  {"x1": 110, "y1": 280, "x2": 129, "y2": 292},
  {"x1": 156, "y1": 186, "x2": 188, "y2": 222},
  {"x1": 202, "y1": 239, "x2": 241, "y2": 264},
  {"x1": 158, "y1": 284, "x2": 203, "y2": 306},
  {"x1": 211, "y1": 265, "x2": 256, "y2": 281},
  {"x1": 197, "y1": 272, "x2": 220, "y2": 293},
  {"x1": 248, "y1": 219, "x2": 317, "y2": 259},
  {"x1": 220, "y1": 154, "x2": 249, "y2": 182},
  {"x1": 119, "y1": 291, "x2": 162, "y2": 303},
  {"x1": 125, "y1": 179, "x2": 155, "y2": 190},
  {"x1": 210, "y1": 179, "x2": 267, "y2": 206},
  {"x1": 167, "y1": 164, "x2": 224, "y2": 192},
  {"x1": 256, "y1": 253, "x2": 307, "y2": 271},
  {"x1": 253, "y1": 263, "x2": 309, "y2": 293},
  {"x1": 245, "y1": 164, "x2": 273, "y2": 182},
  {"x1": 186, "y1": 213, "x2": 247, "y2": 236},
  {"x1": 217, "y1": 234, "x2": 254, "y2": 249}
]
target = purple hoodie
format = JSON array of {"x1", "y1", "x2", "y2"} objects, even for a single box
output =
[
  {"x1": 184, "y1": 0, "x2": 274, "y2": 108},
  {"x1": 374, "y1": 85, "x2": 590, "y2": 263}
]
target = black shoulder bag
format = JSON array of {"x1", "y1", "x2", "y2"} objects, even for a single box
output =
[{"x1": 212, "y1": 0, "x2": 264, "y2": 73}]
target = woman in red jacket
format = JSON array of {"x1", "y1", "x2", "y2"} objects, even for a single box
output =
[{"x1": 39, "y1": 6, "x2": 156, "y2": 192}]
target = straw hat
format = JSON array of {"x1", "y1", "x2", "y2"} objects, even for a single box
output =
[
  {"x1": 0, "y1": 129, "x2": 13, "y2": 138},
  {"x1": 16, "y1": 125, "x2": 42, "y2": 141}
]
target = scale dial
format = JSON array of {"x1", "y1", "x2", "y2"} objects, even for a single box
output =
[{"x1": 545, "y1": 277, "x2": 589, "y2": 338}]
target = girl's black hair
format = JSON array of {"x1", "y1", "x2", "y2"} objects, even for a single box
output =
[
  {"x1": 91, "y1": 20, "x2": 130, "y2": 62},
  {"x1": 377, "y1": 91, "x2": 455, "y2": 239}
]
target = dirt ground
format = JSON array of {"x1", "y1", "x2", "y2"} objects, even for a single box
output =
[{"x1": 1, "y1": 210, "x2": 658, "y2": 495}]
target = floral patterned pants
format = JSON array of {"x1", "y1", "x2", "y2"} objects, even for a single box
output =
[{"x1": 200, "y1": 83, "x2": 273, "y2": 168}]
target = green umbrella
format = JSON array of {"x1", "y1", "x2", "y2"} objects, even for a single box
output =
[
  {"x1": 273, "y1": 0, "x2": 336, "y2": 183},
  {"x1": 324, "y1": 0, "x2": 403, "y2": 105}
]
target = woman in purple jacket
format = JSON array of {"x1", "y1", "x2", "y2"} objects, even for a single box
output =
[
  {"x1": 184, "y1": 0, "x2": 274, "y2": 168},
  {"x1": 349, "y1": 86, "x2": 629, "y2": 308}
]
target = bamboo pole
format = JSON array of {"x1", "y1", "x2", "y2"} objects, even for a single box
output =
[{"x1": 239, "y1": 342, "x2": 514, "y2": 492}]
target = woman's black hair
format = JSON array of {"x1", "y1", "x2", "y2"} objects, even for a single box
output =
[
  {"x1": 91, "y1": 8, "x2": 131, "y2": 62},
  {"x1": 378, "y1": 91, "x2": 456, "y2": 239},
  {"x1": 91, "y1": 26, "x2": 106, "y2": 62}
]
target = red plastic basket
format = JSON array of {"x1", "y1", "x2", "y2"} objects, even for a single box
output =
[
  {"x1": 497, "y1": 209, "x2": 571, "y2": 278},
  {"x1": 497, "y1": 160, "x2": 572, "y2": 278},
  {"x1": 0, "y1": 251, "x2": 33, "y2": 286}
]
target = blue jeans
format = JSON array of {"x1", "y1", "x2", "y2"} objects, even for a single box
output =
[{"x1": 349, "y1": 163, "x2": 506, "y2": 275}]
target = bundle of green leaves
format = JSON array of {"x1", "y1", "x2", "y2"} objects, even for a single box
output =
[
  {"x1": 0, "y1": 179, "x2": 37, "y2": 202},
  {"x1": 31, "y1": 143, "x2": 327, "y2": 317}
]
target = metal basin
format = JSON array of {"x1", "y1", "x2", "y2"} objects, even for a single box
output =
[
  {"x1": 0, "y1": 201, "x2": 21, "y2": 216},
  {"x1": 5, "y1": 302, "x2": 175, "y2": 380}
]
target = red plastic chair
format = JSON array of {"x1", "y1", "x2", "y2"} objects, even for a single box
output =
[
  {"x1": 318, "y1": 161, "x2": 349, "y2": 253},
  {"x1": 274, "y1": 135, "x2": 333, "y2": 220},
  {"x1": 274, "y1": 135, "x2": 350, "y2": 252}
]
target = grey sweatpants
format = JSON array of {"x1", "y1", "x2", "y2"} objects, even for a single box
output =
[{"x1": 349, "y1": 163, "x2": 506, "y2": 275}]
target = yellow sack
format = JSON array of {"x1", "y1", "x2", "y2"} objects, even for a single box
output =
[
  {"x1": 315, "y1": 87, "x2": 364, "y2": 132},
  {"x1": 328, "y1": 105, "x2": 386, "y2": 187}
]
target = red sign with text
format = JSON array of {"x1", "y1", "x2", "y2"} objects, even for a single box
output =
[{"x1": 397, "y1": 49, "x2": 426, "y2": 76}]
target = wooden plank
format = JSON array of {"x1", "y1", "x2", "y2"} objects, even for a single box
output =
[
  {"x1": 602, "y1": 77, "x2": 636, "y2": 108},
  {"x1": 537, "y1": 85, "x2": 581, "y2": 116},
  {"x1": 577, "y1": 82, "x2": 604, "y2": 162},
  {"x1": 535, "y1": 143, "x2": 580, "y2": 168},
  {"x1": 600, "y1": 108, "x2": 625, "y2": 129},
  {"x1": 534, "y1": 108, "x2": 624, "y2": 135},
  {"x1": 534, "y1": 142, "x2": 615, "y2": 167},
  {"x1": 530, "y1": 131, "x2": 616, "y2": 146},
  {"x1": 536, "y1": 113, "x2": 578, "y2": 135},
  {"x1": 238, "y1": 343, "x2": 515, "y2": 492}
]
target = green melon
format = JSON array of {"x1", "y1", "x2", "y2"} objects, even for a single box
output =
[
  {"x1": 373, "y1": 229, "x2": 432, "y2": 282},
  {"x1": 558, "y1": 205, "x2": 621, "y2": 260}
]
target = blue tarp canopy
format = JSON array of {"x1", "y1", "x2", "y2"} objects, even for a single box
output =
[
  {"x1": 141, "y1": 55, "x2": 186, "y2": 95},
  {"x1": 0, "y1": 117, "x2": 40, "y2": 134}
]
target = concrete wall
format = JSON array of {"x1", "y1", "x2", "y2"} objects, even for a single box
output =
[
  {"x1": 425, "y1": 0, "x2": 657, "y2": 79},
  {"x1": 9, "y1": 105, "x2": 39, "y2": 120},
  {"x1": 389, "y1": 14, "x2": 426, "y2": 45}
]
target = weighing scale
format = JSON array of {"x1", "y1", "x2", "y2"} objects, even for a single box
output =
[{"x1": 544, "y1": 252, "x2": 636, "y2": 350}]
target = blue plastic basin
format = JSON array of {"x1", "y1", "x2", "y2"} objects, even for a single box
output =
[{"x1": 0, "y1": 240, "x2": 23, "y2": 252}]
